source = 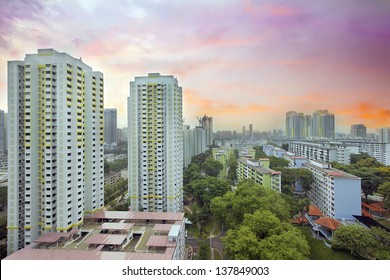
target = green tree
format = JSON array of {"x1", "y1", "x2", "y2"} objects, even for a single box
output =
[
  {"x1": 298, "y1": 197, "x2": 310, "y2": 221},
  {"x1": 355, "y1": 169, "x2": 382, "y2": 202},
  {"x1": 223, "y1": 226, "x2": 262, "y2": 259},
  {"x1": 281, "y1": 184, "x2": 294, "y2": 196},
  {"x1": 296, "y1": 169, "x2": 314, "y2": 193},
  {"x1": 210, "y1": 180, "x2": 290, "y2": 229},
  {"x1": 104, "y1": 159, "x2": 110, "y2": 175},
  {"x1": 227, "y1": 152, "x2": 238, "y2": 183},
  {"x1": 378, "y1": 182, "x2": 390, "y2": 209},
  {"x1": 242, "y1": 210, "x2": 283, "y2": 239},
  {"x1": 201, "y1": 157, "x2": 223, "y2": 177},
  {"x1": 332, "y1": 225, "x2": 375, "y2": 259},
  {"x1": 222, "y1": 210, "x2": 310, "y2": 260},
  {"x1": 253, "y1": 146, "x2": 267, "y2": 159},
  {"x1": 192, "y1": 177, "x2": 230, "y2": 208},
  {"x1": 0, "y1": 187, "x2": 7, "y2": 210},
  {"x1": 257, "y1": 230, "x2": 310, "y2": 260},
  {"x1": 109, "y1": 158, "x2": 128, "y2": 172},
  {"x1": 183, "y1": 163, "x2": 202, "y2": 186},
  {"x1": 275, "y1": 168, "x2": 313, "y2": 193},
  {"x1": 350, "y1": 153, "x2": 371, "y2": 164},
  {"x1": 197, "y1": 239, "x2": 211, "y2": 260},
  {"x1": 269, "y1": 156, "x2": 289, "y2": 169}
]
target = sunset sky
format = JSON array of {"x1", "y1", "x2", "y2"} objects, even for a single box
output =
[{"x1": 1, "y1": 0, "x2": 389, "y2": 132}]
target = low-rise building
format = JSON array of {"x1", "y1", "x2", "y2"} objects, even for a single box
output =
[
  {"x1": 263, "y1": 144, "x2": 286, "y2": 158},
  {"x1": 104, "y1": 171, "x2": 123, "y2": 186},
  {"x1": 289, "y1": 141, "x2": 350, "y2": 164},
  {"x1": 4, "y1": 211, "x2": 185, "y2": 260},
  {"x1": 303, "y1": 160, "x2": 361, "y2": 219},
  {"x1": 237, "y1": 158, "x2": 281, "y2": 192},
  {"x1": 282, "y1": 152, "x2": 309, "y2": 168}
]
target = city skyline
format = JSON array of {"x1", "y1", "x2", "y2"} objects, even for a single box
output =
[{"x1": 1, "y1": 0, "x2": 390, "y2": 132}]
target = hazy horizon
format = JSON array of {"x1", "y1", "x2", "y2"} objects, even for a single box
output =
[{"x1": 1, "y1": 0, "x2": 389, "y2": 132}]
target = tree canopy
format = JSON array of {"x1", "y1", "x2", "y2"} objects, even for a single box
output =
[
  {"x1": 210, "y1": 179, "x2": 290, "y2": 229},
  {"x1": 222, "y1": 210, "x2": 310, "y2": 260},
  {"x1": 274, "y1": 167, "x2": 314, "y2": 193},
  {"x1": 201, "y1": 157, "x2": 223, "y2": 177},
  {"x1": 332, "y1": 225, "x2": 390, "y2": 260},
  {"x1": 191, "y1": 177, "x2": 230, "y2": 208}
]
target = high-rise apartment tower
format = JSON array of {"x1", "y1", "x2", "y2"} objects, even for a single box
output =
[
  {"x1": 128, "y1": 73, "x2": 183, "y2": 212},
  {"x1": 7, "y1": 49, "x2": 104, "y2": 255}
]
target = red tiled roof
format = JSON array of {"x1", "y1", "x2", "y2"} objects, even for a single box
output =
[
  {"x1": 362, "y1": 210, "x2": 374, "y2": 219},
  {"x1": 290, "y1": 216, "x2": 308, "y2": 224},
  {"x1": 315, "y1": 217, "x2": 341, "y2": 231},
  {"x1": 308, "y1": 205, "x2": 324, "y2": 217},
  {"x1": 362, "y1": 202, "x2": 386, "y2": 213}
]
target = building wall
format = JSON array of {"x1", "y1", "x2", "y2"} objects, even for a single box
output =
[
  {"x1": 289, "y1": 142, "x2": 349, "y2": 164},
  {"x1": 305, "y1": 161, "x2": 361, "y2": 219},
  {"x1": 7, "y1": 49, "x2": 104, "y2": 255},
  {"x1": 237, "y1": 159, "x2": 281, "y2": 192},
  {"x1": 334, "y1": 177, "x2": 362, "y2": 219}
]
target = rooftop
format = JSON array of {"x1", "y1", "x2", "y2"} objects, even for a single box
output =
[
  {"x1": 315, "y1": 217, "x2": 341, "y2": 231},
  {"x1": 308, "y1": 205, "x2": 324, "y2": 217},
  {"x1": 5, "y1": 211, "x2": 184, "y2": 260},
  {"x1": 238, "y1": 158, "x2": 281, "y2": 175},
  {"x1": 304, "y1": 161, "x2": 360, "y2": 179}
]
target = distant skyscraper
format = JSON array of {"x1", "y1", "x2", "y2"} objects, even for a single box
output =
[
  {"x1": 249, "y1": 124, "x2": 253, "y2": 140},
  {"x1": 128, "y1": 73, "x2": 183, "y2": 212},
  {"x1": 194, "y1": 125, "x2": 207, "y2": 155},
  {"x1": 7, "y1": 49, "x2": 104, "y2": 255},
  {"x1": 286, "y1": 111, "x2": 311, "y2": 139},
  {"x1": 104, "y1": 108, "x2": 117, "y2": 149},
  {"x1": 242, "y1": 125, "x2": 246, "y2": 138},
  {"x1": 378, "y1": 127, "x2": 390, "y2": 143},
  {"x1": 351, "y1": 124, "x2": 366, "y2": 139},
  {"x1": 183, "y1": 124, "x2": 195, "y2": 168},
  {"x1": 312, "y1": 110, "x2": 335, "y2": 139},
  {"x1": 0, "y1": 110, "x2": 6, "y2": 152},
  {"x1": 200, "y1": 115, "x2": 213, "y2": 147}
]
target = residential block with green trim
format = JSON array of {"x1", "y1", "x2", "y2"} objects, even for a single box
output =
[
  {"x1": 237, "y1": 158, "x2": 282, "y2": 192},
  {"x1": 7, "y1": 49, "x2": 104, "y2": 255}
]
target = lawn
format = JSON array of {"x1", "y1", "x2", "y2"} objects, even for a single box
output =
[{"x1": 298, "y1": 226, "x2": 357, "y2": 260}]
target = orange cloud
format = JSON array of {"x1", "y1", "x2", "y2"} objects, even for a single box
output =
[
  {"x1": 184, "y1": 89, "x2": 269, "y2": 116},
  {"x1": 266, "y1": 4, "x2": 299, "y2": 17},
  {"x1": 243, "y1": 1, "x2": 299, "y2": 17},
  {"x1": 336, "y1": 103, "x2": 390, "y2": 128}
]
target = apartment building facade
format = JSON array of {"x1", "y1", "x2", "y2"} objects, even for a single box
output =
[
  {"x1": 128, "y1": 73, "x2": 183, "y2": 213},
  {"x1": 7, "y1": 49, "x2": 104, "y2": 255},
  {"x1": 304, "y1": 160, "x2": 361, "y2": 219}
]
